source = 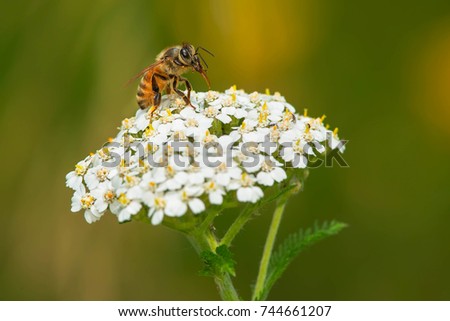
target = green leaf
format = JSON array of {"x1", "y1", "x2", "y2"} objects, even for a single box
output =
[
  {"x1": 200, "y1": 245, "x2": 236, "y2": 277},
  {"x1": 256, "y1": 220, "x2": 347, "y2": 300}
]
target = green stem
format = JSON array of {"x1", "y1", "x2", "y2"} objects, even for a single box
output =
[
  {"x1": 252, "y1": 198, "x2": 288, "y2": 300},
  {"x1": 199, "y1": 208, "x2": 221, "y2": 232},
  {"x1": 221, "y1": 204, "x2": 256, "y2": 246},
  {"x1": 221, "y1": 180, "x2": 298, "y2": 247},
  {"x1": 215, "y1": 273, "x2": 240, "y2": 301},
  {"x1": 187, "y1": 229, "x2": 240, "y2": 301}
]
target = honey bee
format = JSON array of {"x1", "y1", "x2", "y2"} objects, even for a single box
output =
[{"x1": 129, "y1": 43, "x2": 213, "y2": 116}]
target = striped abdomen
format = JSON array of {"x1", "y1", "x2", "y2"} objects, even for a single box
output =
[{"x1": 136, "y1": 72, "x2": 153, "y2": 109}]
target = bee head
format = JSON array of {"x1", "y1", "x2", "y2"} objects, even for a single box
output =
[
  {"x1": 178, "y1": 43, "x2": 214, "y2": 89},
  {"x1": 178, "y1": 43, "x2": 196, "y2": 66}
]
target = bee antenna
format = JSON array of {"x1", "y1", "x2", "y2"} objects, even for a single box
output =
[
  {"x1": 196, "y1": 46, "x2": 214, "y2": 57},
  {"x1": 198, "y1": 53, "x2": 209, "y2": 70}
]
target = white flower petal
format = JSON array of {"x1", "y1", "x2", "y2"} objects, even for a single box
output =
[
  {"x1": 95, "y1": 199, "x2": 108, "y2": 212},
  {"x1": 118, "y1": 210, "x2": 132, "y2": 222},
  {"x1": 293, "y1": 155, "x2": 308, "y2": 168},
  {"x1": 234, "y1": 108, "x2": 247, "y2": 119},
  {"x1": 271, "y1": 167, "x2": 287, "y2": 182},
  {"x1": 166, "y1": 200, "x2": 187, "y2": 217},
  {"x1": 257, "y1": 172, "x2": 274, "y2": 186},
  {"x1": 209, "y1": 191, "x2": 223, "y2": 205},
  {"x1": 216, "y1": 113, "x2": 232, "y2": 124},
  {"x1": 84, "y1": 210, "x2": 100, "y2": 224},
  {"x1": 66, "y1": 89, "x2": 345, "y2": 226},
  {"x1": 71, "y1": 198, "x2": 82, "y2": 212},
  {"x1": 237, "y1": 187, "x2": 252, "y2": 202},
  {"x1": 216, "y1": 173, "x2": 231, "y2": 186},
  {"x1": 127, "y1": 201, "x2": 142, "y2": 215},
  {"x1": 188, "y1": 198, "x2": 205, "y2": 214},
  {"x1": 150, "y1": 209, "x2": 164, "y2": 225}
]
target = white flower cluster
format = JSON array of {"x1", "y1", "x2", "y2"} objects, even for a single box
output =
[{"x1": 66, "y1": 86, "x2": 344, "y2": 225}]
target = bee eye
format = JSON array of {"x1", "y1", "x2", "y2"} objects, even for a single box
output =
[{"x1": 181, "y1": 48, "x2": 189, "y2": 59}]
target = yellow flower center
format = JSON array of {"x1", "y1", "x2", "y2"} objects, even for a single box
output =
[
  {"x1": 154, "y1": 197, "x2": 166, "y2": 209},
  {"x1": 148, "y1": 181, "x2": 156, "y2": 191},
  {"x1": 98, "y1": 148, "x2": 110, "y2": 160},
  {"x1": 160, "y1": 109, "x2": 173, "y2": 124},
  {"x1": 147, "y1": 142, "x2": 159, "y2": 153},
  {"x1": 125, "y1": 175, "x2": 139, "y2": 186},
  {"x1": 283, "y1": 110, "x2": 294, "y2": 124},
  {"x1": 239, "y1": 121, "x2": 251, "y2": 133},
  {"x1": 104, "y1": 190, "x2": 115, "y2": 202},
  {"x1": 273, "y1": 92, "x2": 282, "y2": 100},
  {"x1": 81, "y1": 194, "x2": 95, "y2": 209},
  {"x1": 261, "y1": 102, "x2": 268, "y2": 111},
  {"x1": 333, "y1": 127, "x2": 339, "y2": 137},
  {"x1": 204, "y1": 106, "x2": 217, "y2": 118},
  {"x1": 75, "y1": 164, "x2": 86, "y2": 176},
  {"x1": 261, "y1": 160, "x2": 273, "y2": 172},
  {"x1": 138, "y1": 159, "x2": 150, "y2": 172},
  {"x1": 166, "y1": 165, "x2": 175, "y2": 177},
  {"x1": 258, "y1": 111, "x2": 268, "y2": 125},
  {"x1": 118, "y1": 193, "x2": 130, "y2": 206},
  {"x1": 144, "y1": 123, "x2": 155, "y2": 137},
  {"x1": 303, "y1": 132, "x2": 313, "y2": 142},
  {"x1": 173, "y1": 130, "x2": 187, "y2": 140},
  {"x1": 235, "y1": 151, "x2": 247, "y2": 163},
  {"x1": 222, "y1": 96, "x2": 233, "y2": 106},
  {"x1": 293, "y1": 139, "x2": 304, "y2": 153},
  {"x1": 122, "y1": 118, "x2": 133, "y2": 129},
  {"x1": 240, "y1": 173, "x2": 253, "y2": 187},
  {"x1": 186, "y1": 118, "x2": 198, "y2": 127},
  {"x1": 270, "y1": 125, "x2": 280, "y2": 141},
  {"x1": 249, "y1": 91, "x2": 260, "y2": 103},
  {"x1": 247, "y1": 143, "x2": 259, "y2": 154},
  {"x1": 206, "y1": 91, "x2": 219, "y2": 102},
  {"x1": 205, "y1": 180, "x2": 216, "y2": 191},
  {"x1": 202, "y1": 130, "x2": 215, "y2": 144},
  {"x1": 175, "y1": 98, "x2": 185, "y2": 107},
  {"x1": 217, "y1": 162, "x2": 227, "y2": 172},
  {"x1": 96, "y1": 168, "x2": 109, "y2": 181}
]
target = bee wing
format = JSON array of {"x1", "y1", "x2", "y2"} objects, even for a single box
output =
[{"x1": 125, "y1": 60, "x2": 164, "y2": 86}]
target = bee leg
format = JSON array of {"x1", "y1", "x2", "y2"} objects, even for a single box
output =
[
  {"x1": 148, "y1": 105, "x2": 157, "y2": 117},
  {"x1": 149, "y1": 73, "x2": 167, "y2": 117},
  {"x1": 179, "y1": 77, "x2": 194, "y2": 108},
  {"x1": 179, "y1": 77, "x2": 192, "y2": 102},
  {"x1": 172, "y1": 77, "x2": 192, "y2": 107}
]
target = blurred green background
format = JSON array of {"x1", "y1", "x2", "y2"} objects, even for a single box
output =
[{"x1": 1, "y1": 0, "x2": 450, "y2": 300}]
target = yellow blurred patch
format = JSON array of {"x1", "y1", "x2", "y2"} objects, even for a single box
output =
[
  {"x1": 204, "y1": 0, "x2": 323, "y2": 84},
  {"x1": 409, "y1": 20, "x2": 450, "y2": 137}
]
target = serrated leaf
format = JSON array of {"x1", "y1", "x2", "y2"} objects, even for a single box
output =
[
  {"x1": 256, "y1": 220, "x2": 347, "y2": 300},
  {"x1": 200, "y1": 245, "x2": 236, "y2": 277},
  {"x1": 216, "y1": 245, "x2": 236, "y2": 276},
  {"x1": 199, "y1": 251, "x2": 219, "y2": 277}
]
